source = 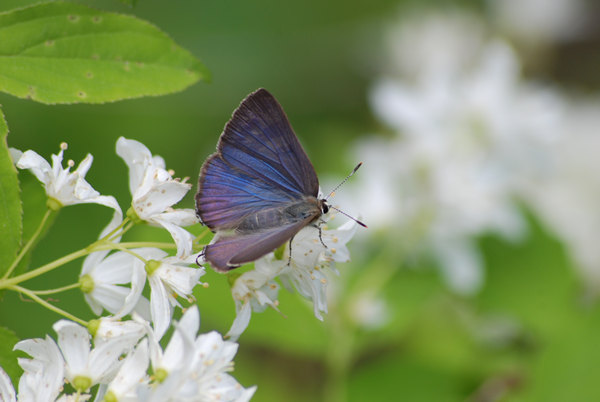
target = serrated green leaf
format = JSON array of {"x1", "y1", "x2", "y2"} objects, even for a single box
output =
[
  {"x1": 0, "y1": 1, "x2": 209, "y2": 104},
  {"x1": 0, "y1": 326, "x2": 21, "y2": 388},
  {"x1": 0, "y1": 108, "x2": 21, "y2": 277}
]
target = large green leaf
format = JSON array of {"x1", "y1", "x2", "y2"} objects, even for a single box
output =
[
  {"x1": 0, "y1": 108, "x2": 21, "y2": 277},
  {"x1": 0, "y1": 326, "x2": 21, "y2": 388},
  {"x1": 0, "y1": 1, "x2": 209, "y2": 104}
]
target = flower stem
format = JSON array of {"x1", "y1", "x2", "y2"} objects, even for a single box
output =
[
  {"x1": 0, "y1": 241, "x2": 176, "y2": 290},
  {"x1": 323, "y1": 312, "x2": 354, "y2": 402},
  {"x1": 10, "y1": 285, "x2": 88, "y2": 326},
  {"x1": 3, "y1": 208, "x2": 53, "y2": 280},
  {"x1": 31, "y1": 282, "x2": 81, "y2": 295},
  {"x1": 1, "y1": 247, "x2": 92, "y2": 289},
  {"x1": 100, "y1": 217, "x2": 130, "y2": 242}
]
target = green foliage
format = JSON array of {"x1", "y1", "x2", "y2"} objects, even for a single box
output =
[
  {"x1": 119, "y1": 0, "x2": 138, "y2": 7},
  {"x1": 0, "y1": 109, "x2": 21, "y2": 277},
  {"x1": 0, "y1": 1, "x2": 209, "y2": 104},
  {"x1": 0, "y1": 327, "x2": 21, "y2": 387}
]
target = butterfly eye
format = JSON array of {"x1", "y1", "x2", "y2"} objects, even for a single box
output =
[{"x1": 322, "y1": 203, "x2": 329, "y2": 214}]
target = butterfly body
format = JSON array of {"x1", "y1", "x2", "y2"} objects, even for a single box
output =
[{"x1": 196, "y1": 88, "x2": 326, "y2": 272}]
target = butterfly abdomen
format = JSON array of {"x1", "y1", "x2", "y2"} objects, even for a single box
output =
[{"x1": 235, "y1": 197, "x2": 322, "y2": 234}]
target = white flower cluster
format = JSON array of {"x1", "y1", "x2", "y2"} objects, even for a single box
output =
[
  {"x1": 7, "y1": 135, "x2": 361, "y2": 399},
  {"x1": 7, "y1": 138, "x2": 256, "y2": 400},
  {"x1": 345, "y1": 9, "x2": 574, "y2": 294},
  {"x1": 13, "y1": 138, "x2": 203, "y2": 341},
  {"x1": 0, "y1": 306, "x2": 255, "y2": 401},
  {"x1": 227, "y1": 219, "x2": 358, "y2": 340}
]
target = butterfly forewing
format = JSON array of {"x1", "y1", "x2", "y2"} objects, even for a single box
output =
[{"x1": 221, "y1": 89, "x2": 319, "y2": 197}]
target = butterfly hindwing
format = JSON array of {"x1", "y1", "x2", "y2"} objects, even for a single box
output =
[{"x1": 204, "y1": 218, "x2": 313, "y2": 271}]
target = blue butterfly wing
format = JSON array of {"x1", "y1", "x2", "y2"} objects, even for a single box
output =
[{"x1": 196, "y1": 88, "x2": 319, "y2": 230}]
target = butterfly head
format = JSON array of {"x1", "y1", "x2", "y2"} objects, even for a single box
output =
[{"x1": 319, "y1": 199, "x2": 329, "y2": 215}]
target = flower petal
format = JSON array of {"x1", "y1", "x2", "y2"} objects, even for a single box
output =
[
  {"x1": 116, "y1": 137, "x2": 154, "y2": 195},
  {"x1": 0, "y1": 366, "x2": 16, "y2": 402},
  {"x1": 149, "y1": 275, "x2": 172, "y2": 340},
  {"x1": 53, "y1": 320, "x2": 91, "y2": 381}
]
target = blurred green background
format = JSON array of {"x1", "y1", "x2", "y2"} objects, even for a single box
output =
[{"x1": 2, "y1": 0, "x2": 600, "y2": 401}]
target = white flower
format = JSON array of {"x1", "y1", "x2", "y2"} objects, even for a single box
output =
[
  {"x1": 351, "y1": 11, "x2": 566, "y2": 293},
  {"x1": 99, "y1": 339, "x2": 150, "y2": 402},
  {"x1": 226, "y1": 260, "x2": 282, "y2": 341},
  {"x1": 232, "y1": 219, "x2": 356, "y2": 333},
  {"x1": 53, "y1": 320, "x2": 135, "y2": 391},
  {"x1": 136, "y1": 248, "x2": 205, "y2": 340},
  {"x1": 13, "y1": 142, "x2": 122, "y2": 226},
  {"x1": 278, "y1": 221, "x2": 357, "y2": 320},
  {"x1": 116, "y1": 137, "x2": 197, "y2": 257},
  {"x1": 190, "y1": 332, "x2": 256, "y2": 402},
  {"x1": 0, "y1": 366, "x2": 15, "y2": 402},
  {"x1": 142, "y1": 306, "x2": 256, "y2": 402},
  {"x1": 92, "y1": 316, "x2": 147, "y2": 348},
  {"x1": 56, "y1": 394, "x2": 91, "y2": 402},
  {"x1": 14, "y1": 335, "x2": 64, "y2": 402},
  {"x1": 80, "y1": 250, "x2": 146, "y2": 318}
]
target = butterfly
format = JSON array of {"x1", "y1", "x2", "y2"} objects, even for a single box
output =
[{"x1": 195, "y1": 88, "x2": 364, "y2": 272}]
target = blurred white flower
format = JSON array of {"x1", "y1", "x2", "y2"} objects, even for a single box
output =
[
  {"x1": 350, "y1": 11, "x2": 566, "y2": 293},
  {"x1": 13, "y1": 336, "x2": 64, "y2": 402},
  {"x1": 348, "y1": 292, "x2": 390, "y2": 330},
  {"x1": 80, "y1": 250, "x2": 146, "y2": 318},
  {"x1": 487, "y1": 0, "x2": 588, "y2": 43},
  {"x1": 521, "y1": 99, "x2": 600, "y2": 289},
  {"x1": 116, "y1": 137, "x2": 197, "y2": 258},
  {"x1": 12, "y1": 142, "x2": 122, "y2": 223},
  {"x1": 384, "y1": 9, "x2": 486, "y2": 82},
  {"x1": 137, "y1": 248, "x2": 205, "y2": 340}
]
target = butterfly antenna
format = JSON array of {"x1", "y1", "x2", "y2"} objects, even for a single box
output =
[
  {"x1": 329, "y1": 205, "x2": 367, "y2": 228},
  {"x1": 324, "y1": 162, "x2": 363, "y2": 201}
]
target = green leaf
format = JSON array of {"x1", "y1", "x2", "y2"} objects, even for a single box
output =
[
  {"x1": 0, "y1": 108, "x2": 21, "y2": 277},
  {"x1": 0, "y1": 1, "x2": 209, "y2": 104},
  {"x1": 0, "y1": 326, "x2": 21, "y2": 387}
]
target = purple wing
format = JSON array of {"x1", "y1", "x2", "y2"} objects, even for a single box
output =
[
  {"x1": 196, "y1": 88, "x2": 319, "y2": 231},
  {"x1": 204, "y1": 218, "x2": 311, "y2": 272}
]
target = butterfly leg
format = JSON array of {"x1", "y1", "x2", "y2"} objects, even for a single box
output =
[
  {"x1": 287, "y1": 236, "x2": 295, "y2": 266},
  {"x1": 195, "y1": 248, "x2": 206, "y2": 266},
  {"x1": 311, "y1": 222, "x2": 328, "y2": 249}
]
